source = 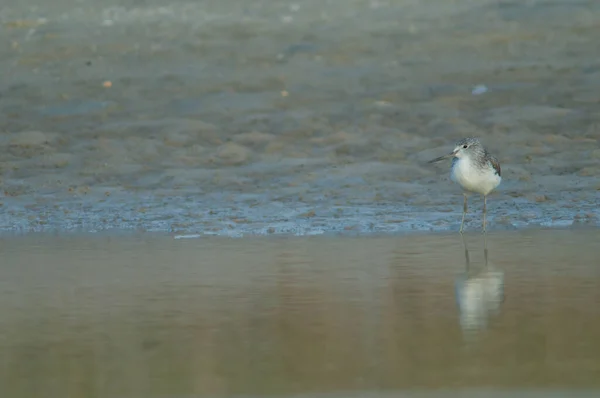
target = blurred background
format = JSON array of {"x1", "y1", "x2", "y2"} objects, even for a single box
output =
[{"x1": 1, "y1": 0, "x2": 599, "y2": 235}]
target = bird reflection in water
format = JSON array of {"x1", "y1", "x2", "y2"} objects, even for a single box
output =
[{"x1": 454, "y1": 234, "x2": 504, "y2": 339}]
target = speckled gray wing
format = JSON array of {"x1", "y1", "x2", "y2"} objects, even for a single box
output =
[{"x1": 489, "y1": 156, "x2": 501, "y2": 177}]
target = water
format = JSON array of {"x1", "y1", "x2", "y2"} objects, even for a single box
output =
[{"x1": 1, "y1": 229, "x2": 600, "y2": 397}]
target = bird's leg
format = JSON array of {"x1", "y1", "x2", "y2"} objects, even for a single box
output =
[
  {"x1": 482, "y1": 195, "x2": 487, "y2": 233},
  {"x1": 460, "y1": 193, "x2": 468, "y2": 233}
]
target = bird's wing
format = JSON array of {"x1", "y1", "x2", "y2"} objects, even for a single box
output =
[{"x1": 489, "y1": 156, "x2": 501, "y2": 177}]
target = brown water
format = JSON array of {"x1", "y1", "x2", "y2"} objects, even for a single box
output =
[
  {"x1": 1, "y1": 0, "x2": 599, "y2": 235},
  {"x1": 1, "y1": 229, "x2": 600, "y2": 397}
]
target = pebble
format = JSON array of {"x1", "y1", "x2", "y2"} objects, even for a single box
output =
[{"x1": 213, "y1": 143, "x2": 251, "y2": 166}]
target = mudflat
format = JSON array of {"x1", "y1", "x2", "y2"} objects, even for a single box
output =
[{"x1": 1, "y1": 0, "x2": 599, "y2": 235}]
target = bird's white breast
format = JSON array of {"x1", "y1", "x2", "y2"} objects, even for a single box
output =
[{"x1": 451, "y1": 157, "x2": 501, "y2": 195}]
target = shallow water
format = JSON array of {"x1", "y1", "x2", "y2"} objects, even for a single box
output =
[
  {"x1": 1, "y1": 229, "x2": 600, "y2": 397},
  {"x1": 1, "y1": 0, "x2": 599, "y2": 235}
]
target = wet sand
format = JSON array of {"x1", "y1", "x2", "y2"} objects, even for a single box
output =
[
  {"x1": 1, "y1": 229, "x2": 600, "y2": 397},
  {"x1": 1, "y1": 0, "x2": 599, "y2": 235}
]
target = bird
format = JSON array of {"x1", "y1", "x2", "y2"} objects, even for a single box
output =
[{"x1": 428, "y1": 137, "x2": 501, "y2": 233}]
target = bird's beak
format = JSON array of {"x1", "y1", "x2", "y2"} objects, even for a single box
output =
[{"x1": 428, "y1": 150, "x2": 456, "y2": 163}]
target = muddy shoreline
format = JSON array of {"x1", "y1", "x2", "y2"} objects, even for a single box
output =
[{"x1": 1, "y1": 0, "x2": 599, "y2": 236}]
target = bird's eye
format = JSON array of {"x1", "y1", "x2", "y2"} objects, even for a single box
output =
[{"x1": 462, "y1": 144, "x2": 468, "y2": 149}]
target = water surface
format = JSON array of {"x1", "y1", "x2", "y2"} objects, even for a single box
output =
[{"x1": 1, "y1": 229, "x2": 599, "y2": 397}]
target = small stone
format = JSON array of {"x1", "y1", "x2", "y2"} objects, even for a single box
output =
[
  {"x1": 233, "y1": 131, "x2": 274, "y2": 147},
  {"x1": 38, "y1": 153, "x2": 72, "y2": 168},
  {"x1": 471, "y1": 84, "x2": 488, "y2": 95},
  {"x1": 163, "y1": 131, "x2": 192, "y2": 147},
  {"x1": 578, "y1": 167, "x2": 596, "y2": 176},
  {"x1": 264, "y1": 142, "x2": 285, "y2": 154},
  {"x1": 10, "y1": 131, "x2": 52, "y2": 147},
  {"x1": 213, "y1": 142, "x2": 250, "y2": 165},
  {"x1": 300, "y1": 210, "x2": 316, "y2": 218}
]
